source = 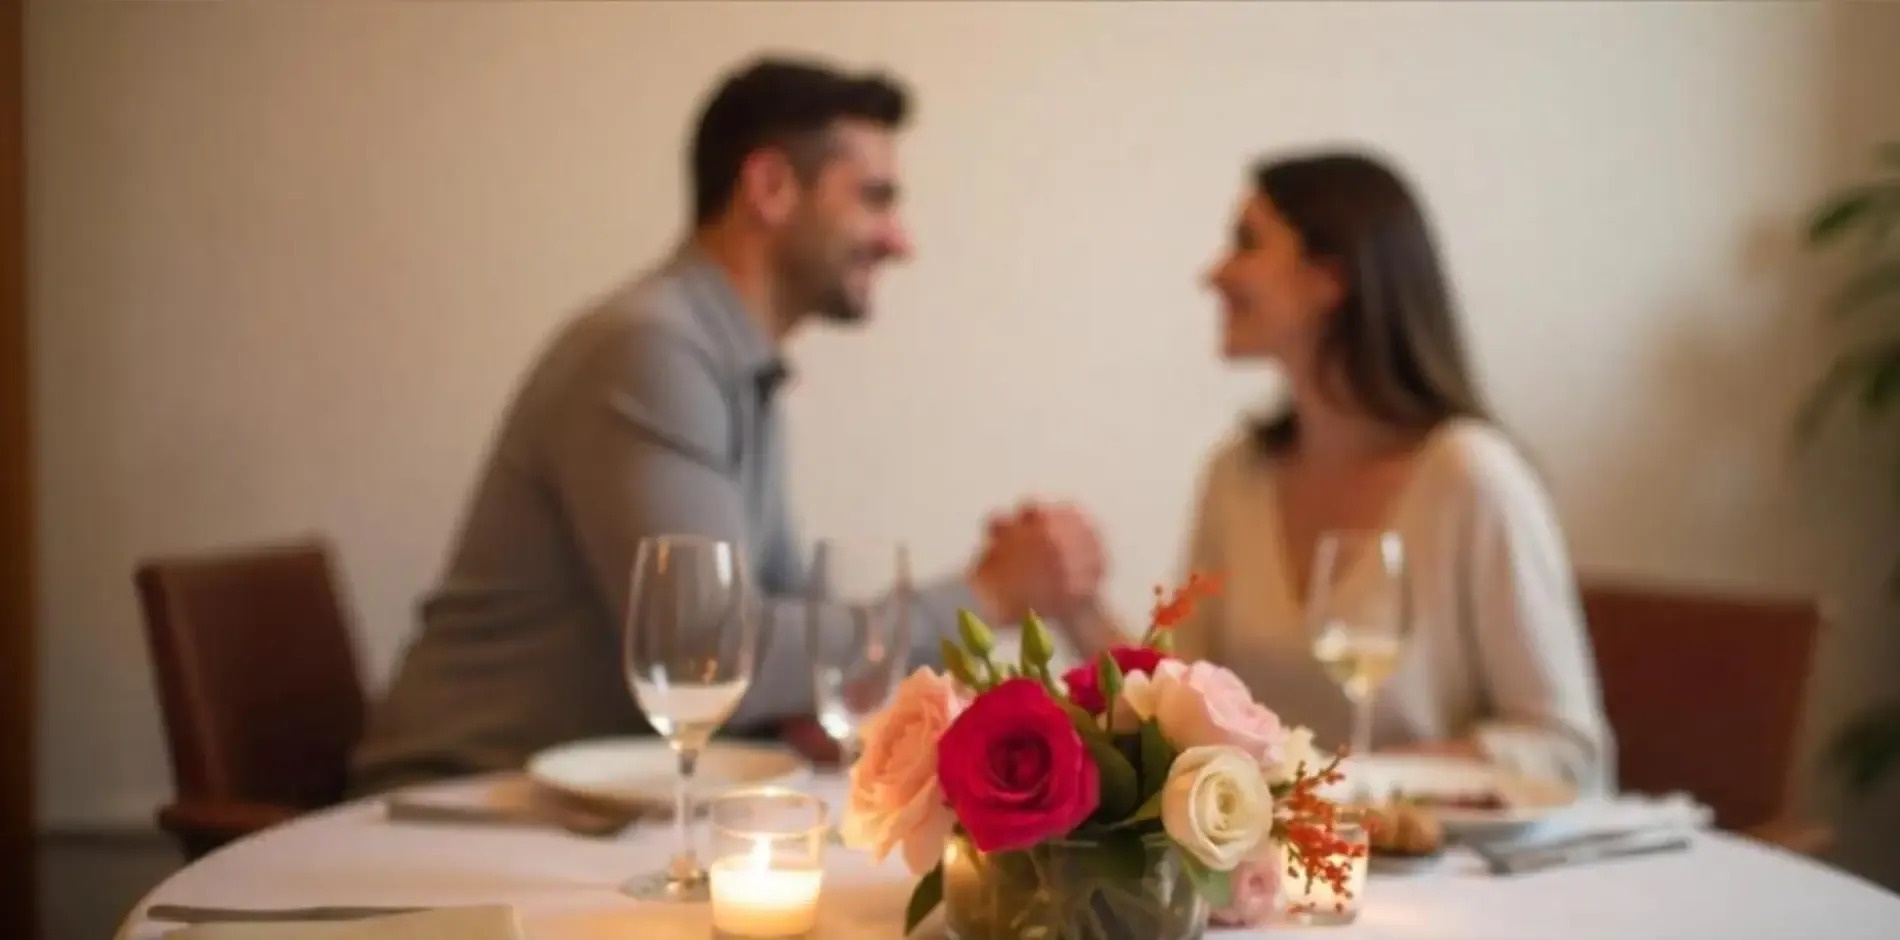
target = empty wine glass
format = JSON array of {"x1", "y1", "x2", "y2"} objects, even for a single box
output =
[
  {"x1": 805, "y1": 539, "x2": 912, "y2": 767},
  {"x1": 1306, "y1": 530, "x2": 1408, "y2": 758},
  {"x1": 623, "y1": 535, "x2": 757, "y2": 902}
]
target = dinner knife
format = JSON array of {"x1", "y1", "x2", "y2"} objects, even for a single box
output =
[
  {"x1": 1476, "y1": 826, "x2": 1692, "y2": 875},
  {"x1": 144, "y1": 903, "x2": 435, "y2": 924}
]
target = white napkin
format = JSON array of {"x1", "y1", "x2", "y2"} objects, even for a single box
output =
[
  {"x1": 1511, "y1": 790, "x2": 1714, "y2": 846},
  {"x1": 162, "y1": 905, "x2": 523, "y2": 940}
]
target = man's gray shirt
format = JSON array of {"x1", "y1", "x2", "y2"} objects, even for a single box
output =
[{"x1": 351, "y1": 248, "x2": 976, "y2": 793}]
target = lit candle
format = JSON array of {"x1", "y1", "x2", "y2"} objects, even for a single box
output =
[
  {"x1": 1278, "y1": 818, "x2": 1370, "y2": 925},
  {"x1": 709, "y1": 837, "x2": 824, "y2": 938}
]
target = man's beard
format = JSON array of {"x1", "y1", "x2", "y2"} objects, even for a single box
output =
[
  {"x1": 781, "y1": 241, "x2": 870, "y2": 324},
  {"x1": 810, "y1": 280, "x2": 867, "y2": 324}
]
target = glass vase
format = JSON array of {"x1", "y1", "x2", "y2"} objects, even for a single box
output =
[{"x1": 940, "y1": 831, "x2": 1207, "y2": 940}]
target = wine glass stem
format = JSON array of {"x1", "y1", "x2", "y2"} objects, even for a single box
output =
[
  {"x1": 672, "y1": 747, "x2": 701, "y2": 883},
  {"x1": 840, "y1": 735, "x2": 861, "y2": 770},
  {"x1": 1350, "y1": 691, "x2": 1375, "y2": 757}
]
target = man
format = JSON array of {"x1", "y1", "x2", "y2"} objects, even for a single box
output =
[{"x1": 351, "y1": 57, "x2": 1103, "y2": 793}]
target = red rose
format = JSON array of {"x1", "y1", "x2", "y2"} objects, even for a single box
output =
[
  {"x1": 936, "y1": 678, "x2": 1100, "y2": 853},
  {"x1": 1063, "y1": 646, "x2": 1169, "y2": 715}
]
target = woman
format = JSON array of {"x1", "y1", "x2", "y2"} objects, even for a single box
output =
[{"x1": 1062, "y1": 151, "x2": 1612, "y2": 792}]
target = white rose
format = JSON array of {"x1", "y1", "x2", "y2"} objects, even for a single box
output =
[
  {"x1": 1162, "y1": 745, "x2": 1275, "y2": 871},
  {"x1": 1270, "y1": 726, "x2": 1323, "y2": 787}
]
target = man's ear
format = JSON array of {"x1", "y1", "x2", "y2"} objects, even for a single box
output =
[{"x1": 736, "y1": 147, "x2": 801, "y2": 227}]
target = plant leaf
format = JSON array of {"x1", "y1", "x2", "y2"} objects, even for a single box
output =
[
  {"x1": 1126, "y1": 788, "x2": 1166, "y2": 826},
  {"x1": 1077, "y1": 829, "x2": 1148, "y2": 883},
  {"x1": 1810, "y1": 188, "x2": 1879, "y2": 245},
  {"x1": 1181, "y1": 855, "x2": 1233, "y2": 908},
  {"x1": 1096, "y1": 652, "x2": 1126, "y2": 713},
  {"x1": 1794, "y1": 342, "x2": 1900, "y2": 440},
  {"x1": 1861, "y1": 354, "x2": 1900, "y2": 412},
  {"x1": 1138, "y1": 719, "x2": 1176, "y2": 798},
  {"x1": 1059, "y1": 698, "x2": 1107, "y2": 743},
  {"x1": 904, "y1": 864, "x2": 944, "y2": 936},
  {"x1": 1086, "y1": 733, "x2": 1142, "y2": 823},
  {"x1": 1828, "y1": 262, "x2": 1900, "y2": 320},
  {"x1": 1829, "y1": 700, "x2": 1900, "y2": 796}
]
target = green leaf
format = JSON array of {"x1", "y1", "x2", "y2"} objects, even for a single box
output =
[
  {"x1": 1095, "y1": 652, "x2": 1125, "y2": 711},
  {"x1": 1149, "y1": 629, "x2": 1176, "y2": 654},
  {"x1": 957, "y1": 609, "x2": 996, "y2": 656},
  {"x1": 1861, "y1": 355, "x2": 1900, "y2": 412},
  {"x1": 1124, "y1": 788, "x2": 1166, "y2": 826},
  {"x1": 1794, "y1": 341, "x2": 1900, "y2": 440},
  {"x1": 904, "y1": 864, "x2": 944, "y2": 936},
  {"x1": 1181, "y1": 855, "x2": 1233, "y2": 909},
  {"x1": 1828, "y1": 262, "x2": 1900, "y2": 320},
  {"x1": 1085, "y1": 734, "x2": 1141, "y2": 822},
  {"x1": 1810, "y1": 188, "x2": 1880, "y2": 245},
  {"x1": 1077, "y1": 830, "x2": 1147, "y2": 883},
  {"x1": 1059, "y1": 698, "x2": 1107, "y2": 743},
  {"x1": 1138, "y1": 720, "x2": 1176, "y2": 798},
  {"x1": 1829, "y1": 700, "x2": 1900, "y2": 796}
]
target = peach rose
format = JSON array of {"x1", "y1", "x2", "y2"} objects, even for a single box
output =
[
  {"x1": 1121, "y1": 660, "x2": 1287, "y2": 765},
  {"x1": 840, "y1": 667, "x2": 964, "y2": 874},
  {"x1": 1209, "y1": 851, "x2": 1282, "y2": 927}
]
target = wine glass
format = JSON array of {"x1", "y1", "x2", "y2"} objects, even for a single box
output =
[
  {"x1": 623, "y1": 535, "x2": 757, "y2": 902},
  {"x1": 805, "y1": 539, "x2": 912, "y2": 767},
  {"x1": 1306, "y1": 530, "x2": 1408, "y2": 758}
]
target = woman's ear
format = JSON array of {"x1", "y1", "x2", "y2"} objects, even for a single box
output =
[{"x1": 1307, "y1": 255, "x2": 1349, "y2": 315}]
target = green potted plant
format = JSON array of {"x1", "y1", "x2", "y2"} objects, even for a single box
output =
[{"x1": 1801, "y1": 141, "x2": 1900, "y2": 796}]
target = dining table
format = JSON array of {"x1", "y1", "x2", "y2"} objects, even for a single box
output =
[{"x1": 119, "y1": 771, "x2": 1900, "y2": 940}]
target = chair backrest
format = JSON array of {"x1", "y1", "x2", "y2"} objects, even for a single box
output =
[
  {"x1": 136, "y1": 538, "x2": 366, "y2": 810},
  {"x1": 1579, "y1": 578, "x2": 1819, "y2": 831}
]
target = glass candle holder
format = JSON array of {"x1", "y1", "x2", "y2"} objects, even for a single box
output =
[
  {"x1": 706, "y1": 787, "x2": 828, "y2": 940},
  {"x1": 1278, "y1": 813, "x2": 1370, "y2": 926}
]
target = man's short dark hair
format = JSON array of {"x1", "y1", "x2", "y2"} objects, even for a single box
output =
[{"x1": 690, "y1": 56, "x2": 911, "y2": 224}]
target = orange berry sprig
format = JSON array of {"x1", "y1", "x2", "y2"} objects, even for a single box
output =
[
  {"x1": 1142, "y1": 572, "x2": 1223, "y2": 649},
  {"x1": 1274, "y1": 749, "x2": 1368, "y2": 903}
]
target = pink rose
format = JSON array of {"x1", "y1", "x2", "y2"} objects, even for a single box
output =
[
  {"x1": 841, "y1": 667, "x2": 964, "y2": 874},
  {"x1": 1120, "y1": 660, "x2": 1287, "y2": 765},
  {"x1": 1209, "y1": 852, "x2": 1281, "y2": 927}
]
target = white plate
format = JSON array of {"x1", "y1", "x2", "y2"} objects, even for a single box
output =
[
  {"x1": 1330, "y1": 754, "x2": 1578, "y2": 842},
  {"x1": 526, "y1": 737, "x2": 810, "y2": 811}
]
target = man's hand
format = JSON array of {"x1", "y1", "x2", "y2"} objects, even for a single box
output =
[{"x1": 969, "y1": 500, "x2": 1108, "y2": 625}]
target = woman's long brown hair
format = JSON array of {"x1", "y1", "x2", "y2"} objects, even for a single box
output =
[{"x1": 1251, "y1": 152, "x2": 1491, "y2": 452}]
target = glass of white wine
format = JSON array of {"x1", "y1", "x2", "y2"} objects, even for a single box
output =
[
  {"x1": 805, "y1": 539, "x2": 912, "y2": 767},
  {"x1": 1306, "y1": 530, "x2": 1407, "y2": 758},
  {"x1": 623, "y1": 535, "x2": 757, "y2": 902}
]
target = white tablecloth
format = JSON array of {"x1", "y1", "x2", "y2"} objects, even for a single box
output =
[{"x1": 120, "y1": 775, "x2": 1900, "y2": 940}]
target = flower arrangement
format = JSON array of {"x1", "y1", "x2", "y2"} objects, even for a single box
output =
[{"x1": 842, "y1": 575, "x2": 1362, "y2": 938}]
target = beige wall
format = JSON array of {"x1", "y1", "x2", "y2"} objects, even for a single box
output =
[{"x1": 24, "y1": 0, "x2": 1892, "y2": 856}]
